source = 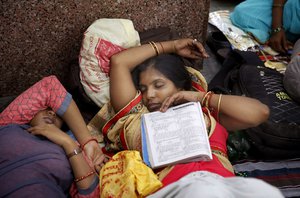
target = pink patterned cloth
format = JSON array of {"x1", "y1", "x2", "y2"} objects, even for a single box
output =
[
  {"x1": 95, "y1": 38, "x2": 124, "y2": 77},
  {"x1": 0, "y1": 75, "x2": 70, "y2": 126},
  {"x1": 79, "y1": 18, "x2": 140, "y2": 107}
]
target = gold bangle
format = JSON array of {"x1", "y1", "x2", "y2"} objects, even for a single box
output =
[
  {"x1": 149, "y1": 41, "x2": 159, "y2": 56},
  {"x1": 152, "y1": 42, "x2": 160, "y2": 55},
  {"x1": 151, "y1": 41, "x2": 160, "y2": 55},
  {"x1": 217, "y1": 94, "x2": 222, "y2": 121},
  {"x1": 74, "y1": 171, "x2": 95, "y2": 182},
  {"x1": 149, "y1": 42, "x2": 157, "y2": 55},
  {"x1": 67, "y1": 147, "x2": 82, "y2": 159},
  {"x1": 172, "y1": 40, "x2": 177, "y2": 53},
  {"x1": 201, "y1": 91, "x2": 210, "y2": 106},
  {"x1": 158, "y1": 42, "x2": 165, "y2": 54}
]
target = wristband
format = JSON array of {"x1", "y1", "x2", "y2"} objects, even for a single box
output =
[{"x1": 67, "y1": 147, "x2": 82, "y2": 159}]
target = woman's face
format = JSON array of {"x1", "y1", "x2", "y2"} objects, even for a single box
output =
[
  {"x1": 139, "y1": 67, "x2": 180, "y2": 112},
  {"x1": 30, "y1": 108, "x2": 63, "y2": 128}
]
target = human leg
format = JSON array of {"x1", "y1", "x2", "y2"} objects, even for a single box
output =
[{"x1": 148, "y1": 171, "x2": 284, "y2": 198}]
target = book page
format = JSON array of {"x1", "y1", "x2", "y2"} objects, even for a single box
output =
[{"x1": 143, "y1": 102, "x2": 212, "y2": 168}]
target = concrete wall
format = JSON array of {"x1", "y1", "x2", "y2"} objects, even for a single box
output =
[{"x1": 0, "y1": 0, "x2": 210, "y2": 96}]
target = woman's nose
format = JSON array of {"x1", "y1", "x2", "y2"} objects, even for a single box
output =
[
  {"x1": 146, "y1": 89, "x2": 155, "y2": 99},
  {"x1": 47, "y1": 110, "x2": 56, "y2": 117}
]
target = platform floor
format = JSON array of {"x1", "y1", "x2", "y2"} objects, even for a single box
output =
[{"x1": 201, "y1": 0, "x2": 241, "y2": 83}]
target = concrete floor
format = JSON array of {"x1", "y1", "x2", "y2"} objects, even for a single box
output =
[{"x1": 201, "y1": 0, "x2": 241, "y2": 84}]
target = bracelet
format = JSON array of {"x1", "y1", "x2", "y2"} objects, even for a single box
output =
[
  {"x1": 217, "y1": 94, "x2": 222, "y2": 121},
  {"x1": 149, "y1": 42, "x2": 157, "y2": 55},
  {"x1": 205, "y1": 92, "x2": 213, "y2": 109},
  {"x1": 153, "y1": 42, "x2": 160, "y2": 54},
  {"x1": 81, "y1": 137, "x2": 98, "y2": 149},
  {"x1": 67, "y1": 147, "x2": 82, "y2": 159},
  {"x1": 158, "y1": 42, "x2": 165, "y2": 54},
  {"x1": 207, "y1": 92, "x2": 214, "y2": 109},
  {"x1": 272, "y1": 4, "x2": 284, "y2": 7},
  {"x1": 172, "y1": 40, "x2": 177, "y2": 53},
  {"x1": 201, "y1": 91, "x2": 214, "y2": 108},
  {"x1": 74, "y1": 171, "x2": 95, "y2": 182},
  {"x1": 149, "y1": 41, "x2": 160, "y2": 56},
  {"x1": 270, "y1": 27, "x2": 284, "y2": 35},
  {"x1": 201, "y1": 91, "x2": 211, "y2": 106}
]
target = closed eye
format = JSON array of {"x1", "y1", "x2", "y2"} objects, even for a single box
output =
[{"x1": 154, "y1": 82, "x2": 164, "y2": 89}]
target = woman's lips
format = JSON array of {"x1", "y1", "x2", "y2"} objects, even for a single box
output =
[
  {"x1": 43, "y1": 117, "x2": 54, "y2": 124},
  {"x1": 147, "y1": 103, "x2": 161, "y2": 112}
]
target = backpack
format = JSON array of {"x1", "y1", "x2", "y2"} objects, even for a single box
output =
[{"x1": 210, "y1": 50, "x2": 300, "y2": 160}]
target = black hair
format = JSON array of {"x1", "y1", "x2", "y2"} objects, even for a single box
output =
[{"x1": 132, "y1": 54, "x2": 192, "y2": 90}]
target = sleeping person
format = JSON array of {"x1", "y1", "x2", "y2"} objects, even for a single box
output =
[
  {"x1": 92, "y1": 37, "x2": 284, "y2": 197},
  {"x1": 0, "y1": 76, "x2": 105, "y2": 197}
]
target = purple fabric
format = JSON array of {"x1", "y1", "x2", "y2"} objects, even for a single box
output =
[{"x1": 0, "y1": 124, "x2": 73, "y2": 197}]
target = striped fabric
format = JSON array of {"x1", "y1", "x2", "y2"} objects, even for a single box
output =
[{"x1": 233, "y1": 158, "x2": 300, "y2": 197}]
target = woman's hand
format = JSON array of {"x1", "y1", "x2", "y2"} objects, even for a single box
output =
[
  {"x1": 82, "y1": 141, "x2": 109, "y2": 173},
  {"x1": 173, "y1": 38, "x2": 209, "y2": 59},
  {"x1": 160, "y1": 91, "x2": 204, "y2": 112},
  {"x1": 268, "y1": 31, "x2": 289, "y2": 53},
  {"x1": 27, "y1": 123, "x2": 71, "y2": 146}
]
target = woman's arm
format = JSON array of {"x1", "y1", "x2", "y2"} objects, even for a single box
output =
[
  {"x1": 160, "y1": 91, "x2": 269, "y2": 131},
  {"x1": 0, "y1": 75, "x2": 68, "y2": 126},
  {"x1": 60, "y1": 99, "x2": 106, "y2": 172},
  {"x1": 0, "y1": 75, "x2": 106, "y2": 171},
  {"x1": 210, "y1": 94, "x2": 269, "y2": 131},
  {"x1": 110, "y1": 38, "x2": 208, "y2": 112},
  {"x1": 27, "y1": 124, "x2": 97, "y2": 190},
  {"x1": 268, "y1": 0, "x2": 288, "y2": 53}
]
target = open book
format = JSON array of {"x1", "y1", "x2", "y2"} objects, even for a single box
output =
[{"x1": 141, "y1": 102, "x2": 212, "y2": 169}]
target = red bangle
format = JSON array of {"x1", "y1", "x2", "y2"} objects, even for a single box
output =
[
  {"x1": 74, "y1": 171, "x2": 95, "y2": 182},
  {"x1": 81, "y1": 138, "x2": 98, "y2": 149},
  {"x1": 207, "y1": 92, "x2": 214, "y2": 109}
]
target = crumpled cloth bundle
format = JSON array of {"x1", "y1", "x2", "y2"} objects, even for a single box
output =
[{"x1": 99, "y1": 151, "x2": 162, "y2": 198}]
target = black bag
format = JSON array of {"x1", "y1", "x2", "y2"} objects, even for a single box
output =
[
  {"x1": 210, "y1": 50, "x2": 300, "y2": 159},
  {"x1": 237, "y1": 64, "x2": 300, "y2": 159}
]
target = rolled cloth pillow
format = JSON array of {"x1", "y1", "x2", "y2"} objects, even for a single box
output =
[{"x1": 79, "y1": 18, "x2": 140, "y2": 107}]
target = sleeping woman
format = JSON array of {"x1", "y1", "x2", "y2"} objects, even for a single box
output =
[
  {"x1": 0, "y1": 76, "x2": 106, "y2": 197},
  {"x1": 93, "y1": 38, "x2": 284, "y2": 197}
]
